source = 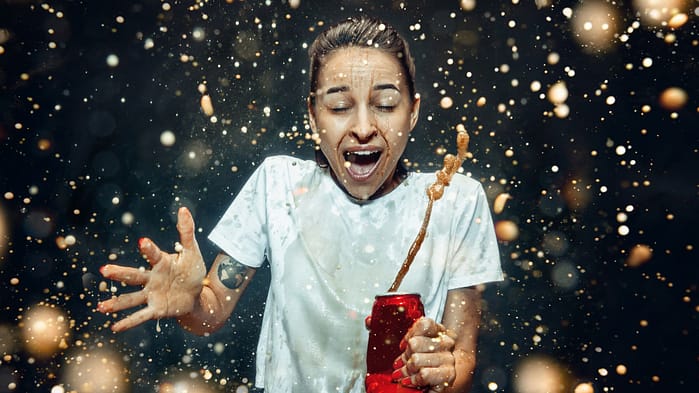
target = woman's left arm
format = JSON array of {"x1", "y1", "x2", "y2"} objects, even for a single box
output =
[
  {"x1": 394, "y1": 286, "x2": 481, "y2": 393},
  {"x1": 439, "y1": 286, "x2": 481, "y2": 393}
]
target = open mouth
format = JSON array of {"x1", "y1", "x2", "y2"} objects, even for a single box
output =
[{"x1": 343, "y1": 149, "x2": 382, "y2": 180}]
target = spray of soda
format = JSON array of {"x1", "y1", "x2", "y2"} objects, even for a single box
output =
[{"x1": 365, "y1": 130, "x2": 470, "y2": 393}]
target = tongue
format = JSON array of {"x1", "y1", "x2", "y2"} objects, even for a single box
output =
[
  {"x1": 349, "y1": 161, "x2": 374, "y2": 176},
  {"x1": 347, "y1": 154, "x2": 378, "y2": 177}
]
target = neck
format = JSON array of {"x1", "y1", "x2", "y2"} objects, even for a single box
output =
[{"x1": 327, "y1": 162, "x2": 409, "y2": 204}]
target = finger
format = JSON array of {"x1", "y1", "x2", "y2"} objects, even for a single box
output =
[
  {"x1": 138, "y1": 237, "x2": 166, "y2": 266},
  {"x1": 176, "y1": 206, "x2": 198, "y2": 250},
  {"x1": 111, "y1": 306, "x2": 155, "y2": 332},
  {"x1": 401, "y1": 318, "x2": 447, "y2": 350},
  {"x1": 409, "y1": 317, "x2": 446, "y2": 338},
  {"x1": 400, "y1": 364, "x2": 455, "y2": 389},
  {"x1": 404, "y1": 352, "x2": 455, "y2": 375},
  {"x1": 404, "y1": 334, "x2": 456, "y2": 357},
  {"x1": 99, "y1": 264, "x2": 149, "y2": 286},
  {"x1": 98, "y1": 290, "x2": 147, "y2": 313}
]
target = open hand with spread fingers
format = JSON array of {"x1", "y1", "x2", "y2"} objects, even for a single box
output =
[
  {"x1": 391, "y1": 317, "x2": 458, "y2": 392},
  {"x1": 96, "y1": 207, "x2": 207, "y2": 332}
]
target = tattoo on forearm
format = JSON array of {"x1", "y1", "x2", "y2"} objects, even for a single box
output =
[{"x1": 217, "y1": 256, "x2": 248, "y2": 289}]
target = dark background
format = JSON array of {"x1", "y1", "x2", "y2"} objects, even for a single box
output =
[{"x1": 0, "y1": 0, "x2": 697, "y2": 392}]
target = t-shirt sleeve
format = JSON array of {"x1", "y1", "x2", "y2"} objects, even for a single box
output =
[
  {"x1": 447, "y1": 180, "x2": 504, "y2": 289},
  {"x1": 207, "y1": 161, "x2": 270, "y2": 268}
]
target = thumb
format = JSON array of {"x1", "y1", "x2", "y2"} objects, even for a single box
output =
[{"x1": 176, "y1": 206, "x2": 197, "y2": 250}]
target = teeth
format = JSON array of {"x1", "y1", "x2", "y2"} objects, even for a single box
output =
[{"x1": 345, "y1": 150, "x2": 378, "y2": 157}]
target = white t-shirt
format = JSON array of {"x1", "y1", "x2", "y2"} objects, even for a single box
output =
[{"x1": 208, "y1": 155, "x2": 503, "y2": 393}]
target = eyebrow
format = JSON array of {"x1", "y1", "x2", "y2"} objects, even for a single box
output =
[
  {"x1": 324, "y1": 83, "x2": 401, "y2": 95},
  {"x1": 373, "y1": 83, "x2": 400, "y2": 92},
  {"x1": 325, "y1": 86, "x2": 349, "y2": 95}
]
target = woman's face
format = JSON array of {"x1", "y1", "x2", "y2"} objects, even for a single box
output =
[{"x1": 309, "y1": 47, "x2": 420, "y2": 200}]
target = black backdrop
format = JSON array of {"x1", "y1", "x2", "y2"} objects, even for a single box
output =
[{"x1": 0, "y1": 1, "x2": 697, "y2": 392}]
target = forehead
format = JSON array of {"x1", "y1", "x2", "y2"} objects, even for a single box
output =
[{"x1": 316, "y1": 47, "x2": 406, "y2": 88}]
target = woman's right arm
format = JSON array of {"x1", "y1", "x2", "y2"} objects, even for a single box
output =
[
  {"x1": 97, "y1": 207, "x2": 256, "y2": 336},
  {"x1": 177, "y1": 252, "x2": 256, "y2": 335}
]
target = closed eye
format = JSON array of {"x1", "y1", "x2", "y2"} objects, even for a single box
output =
[
  {"x1": 375, "y1": 105, "x2": 395, "y2": 112},
  {"x1": 330, "y1": 106, "x2": 351, "y2": 113}
]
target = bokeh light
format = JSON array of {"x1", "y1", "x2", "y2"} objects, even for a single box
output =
[
  {"x1": 0, "y1": 202, "x2": 8, "y2": 259},
  {"x1": 570, "y1": 1, "x2": 621, "y2": 53},
  {"x1": 513, "y1": 355, "x2": 569, "y2": 393},
  {"x1": 20, "y1": 304, "x2": 70, "y2": 359},
  {"x1": 633, "y1": 0, "x2": 689, "y2": 27},
  {"x1": 62, "y1": 348, "x2": 128, "y2": 393}
]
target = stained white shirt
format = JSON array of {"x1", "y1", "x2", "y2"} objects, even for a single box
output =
[{"x1": 208, "y1": 155, "x2": 503, "y2": 393}]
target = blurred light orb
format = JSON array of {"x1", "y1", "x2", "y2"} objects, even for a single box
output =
[
  {"x1": 571, "y1": 1, "x2": 620, "y2": 52},
  {"x1": 192, "y1": 27, "x2": 206, "y2": 42},
  {"x1": 562, "y1": 180, "x2": 592, "y2": 211},
  {"x1": 626, "y1": 244, "x2": 653, "y2": 267},
  {"x1": 547, "y1": 81, "x2": 568, "y2": 105},
  {"x1": 158, "y1": 378, "x2": 215, "y2": 393},
  {"x1": 553, "y1": 104, "x2": 570, "y2": 118},
  {"x1": 106, "y1": 54, "x2": 119, "y2": 67},
  {"x1": 633, "y1": 0, "x2": 688, "y2": 27},
  {"x1": 0, "y1": 202, "x2": 8, "y2": 259},
  {"x1": 0, "y1": 324, "x2": 18, "y2": 355},
  {"x1": 63, "y1": 349, "x2": 127, "y2": 393},
  {"x1": 160, "y1": 130, "x2": 177, "y2": 146},
  {"x1": 574, "y1": 382, "x2": 595, "y2": 393},
  {"x1": 493, "y1": 193, "x2": 512, "y2": 214},
  {"x1": 460, "y1": 0, "x2": 476, "y2": 12},
  {"x1": 440, "y1": 96, "x2": 454, "y2": 109},
  {"x1": 542, "y1": 231, "x2": 569, "y2": 257},
  {"x1": 551, "y1": 261, "x2": 579, "y2": 290},
  {"x1": 658, "y1": 86, "x2": 688, "y2": 111},
  {"x1": 121, "y1": 211, "x2": 135, "y2": 225},
  {"x1": 200, "y1": 94, "x2": 214, "y2": 116},
  {"x1": 514, "y1": 355, "x2": 568, "y2": 393},
  {"x1": 21, "y1": 304, "x2": 70, "y2": 358},
  {"x1": 667, "y1": 12, "x2": 689, "y2": 28},
  {"x1": 495, "y1": 220, "x2": 519, "y2": 242}
]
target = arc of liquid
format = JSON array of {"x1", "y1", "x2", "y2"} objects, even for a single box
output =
[{"x1": 388, "y1": 130, "x2": 470, "y2": 292}]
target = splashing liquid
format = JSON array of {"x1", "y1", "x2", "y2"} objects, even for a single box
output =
[{"x1": 388, "y1": 130, "x2": 470, "y2": 292}]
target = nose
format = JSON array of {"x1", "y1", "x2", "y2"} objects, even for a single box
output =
[{"x1": 350, "y1": 105, "x2": 377, "y2": 143}]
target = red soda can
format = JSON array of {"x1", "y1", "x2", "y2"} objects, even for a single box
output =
[{"x1": 365, "y1": 293, "x2": 426, "y2": 393}]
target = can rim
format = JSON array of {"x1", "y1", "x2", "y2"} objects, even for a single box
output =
[{"x1": 374, "y1": 292, "x2": 421, "y2": 298}]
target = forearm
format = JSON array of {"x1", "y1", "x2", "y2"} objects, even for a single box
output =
[
  {"x1": 441, "y1": 287, "x2": 482, "y2": 393},
  {"x1": 177, "y1": 252, "x2": 256, "y2": 335},
  {"x1": 177, "y1": 282, "x2": 230, "y2": 335},
  {"x1": 443, "y1": 348, "x2": 476, "y2": 393}
]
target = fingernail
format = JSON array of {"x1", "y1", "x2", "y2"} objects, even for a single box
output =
[
  {"x1": 99, "y1": 265, "x2": 107, "y2": 276},
  {"x1": 399, "y1": 339, "x2": 407, "y2": 351},
  {"x1": 393, "y1": 357, "x2": 404, "y2": 369},
  {"x1": 400, "y1": 377, "x2": 413, "y2": 387},
  {"x1": 138, "y1": 237, "x2": 146, "y2": 248},
  {"x1": 391, "y1": 369, "x2": 403, "y2": 380}
]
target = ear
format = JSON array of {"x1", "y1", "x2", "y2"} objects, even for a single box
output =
[
  {"x1": 409, "y1": 94, "x2": 421, "y2": 131},
  {"x1": 307, "y1": 96, "x2": 318, "y2": 132}
]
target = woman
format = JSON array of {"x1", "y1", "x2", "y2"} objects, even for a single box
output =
[{"x1": 97, "y1": 16, "x2": 502, "y2": 393}]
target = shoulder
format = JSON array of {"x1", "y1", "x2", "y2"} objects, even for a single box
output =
[
  {"x1": 449, "y1": 172, "x2": 485, "y2": 194},
  {"x1": 407, "y1": 171, "x2": 483, "y2": 194}
]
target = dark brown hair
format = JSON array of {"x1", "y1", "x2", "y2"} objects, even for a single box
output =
[{"x1": 308, "y1": 16, "x2": 416, "y2": 103}]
